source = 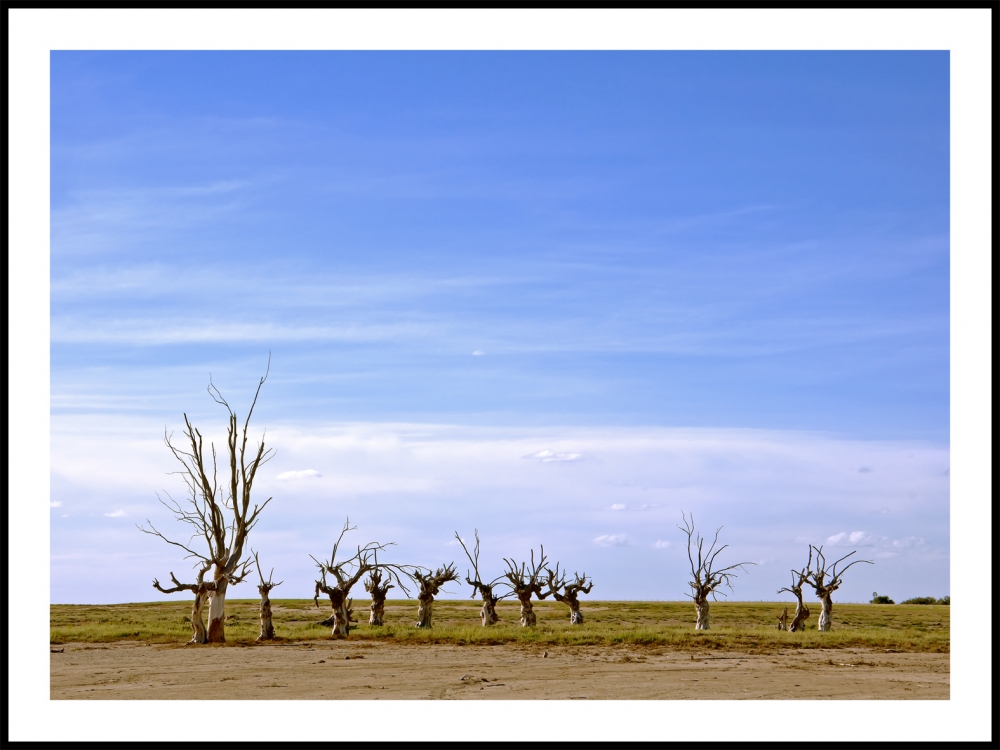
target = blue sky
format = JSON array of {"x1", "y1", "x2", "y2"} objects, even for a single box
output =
[{"x1": 50, "y1": 51, "x2": 950, "y2": 604}]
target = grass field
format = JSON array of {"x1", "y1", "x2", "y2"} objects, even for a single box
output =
[{"x1": 50, "y1": 599, "x2": 949, "y2": 653}]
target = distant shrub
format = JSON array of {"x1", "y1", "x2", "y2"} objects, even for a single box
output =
[
  {"x1": 900, "y1": 596, "x2": 948, "y2": 605},
  {"x1": 870, "y1": 594, "x2": 894, "y2": 604}
]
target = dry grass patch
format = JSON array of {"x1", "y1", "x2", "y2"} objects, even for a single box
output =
[{"x1": 50, "y1": 599, "x2": 949, "y2": 653}]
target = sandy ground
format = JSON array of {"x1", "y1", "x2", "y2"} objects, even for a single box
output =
[{"x1": 50, "y1": 641, "x2": 948, "y2": 699}]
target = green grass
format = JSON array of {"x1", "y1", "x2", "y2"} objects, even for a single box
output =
[{"x1": 49, "y1": 599, "x2": 949, "y2": 653}]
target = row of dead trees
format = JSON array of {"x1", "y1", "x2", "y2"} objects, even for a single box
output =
[
  {"x1": 137, "y1": 363, "x2": 872, "y2": 645},
  {"x1": 308, "y1": 522, "x2": 594, "y2": 638}
]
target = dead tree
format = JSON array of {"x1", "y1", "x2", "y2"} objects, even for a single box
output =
[
  {"x1": 252, "y1": 550, "x2": 282, "y2": 641},
  {"x1": 678, "y1": 511, "x2": 755, "y2": 630},
  {"x1": 139, "y1": 358, "x2": 273, "y2": 643},
  {"x1": 777, "y1": 551, "x2": 814, "y2": 632},
  {"x1": 152, "y1": 562, "x2": 215, "y2": 643},
  {"x1": 546, "y1": 564, "x2": 593, "y2": 624},
  {"x1": 364, "y1": 568, "x2": 392, "y2": 626},
  {"x1": 413, "y1": 563, "x2": 459, "y2": 628},
  {"x1": 805, "y1": 545, "x2": 873, "y2": 631},
  {"x1": 502, "y1": 546, "x2": 553, "y2": 627},
  {"x1": 776, "y1": 608, "x2": 789, "y2": 630},
  {"x1": 311, "y1": 519, "x2": 411, "y2": 637},
  {"x1": 455, "y1": 530, "x2": 511, "y2": 626}
]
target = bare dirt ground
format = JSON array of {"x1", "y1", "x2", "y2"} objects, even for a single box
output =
[{"x1": 51, "y1": 641, "x2": 948, "y2": 699}]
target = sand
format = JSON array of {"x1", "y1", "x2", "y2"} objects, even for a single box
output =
[{"x1": 50, "y1": 640, "x2": 948, "y2": 700}]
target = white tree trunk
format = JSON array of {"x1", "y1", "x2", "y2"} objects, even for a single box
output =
[
  {"x1": 569, "y1": 606, "x2": 584, "y2": 625},
  {"x1": 480, "y1": 599, "x2": 498, "y2": 626},
  {"x1": 416, "y1": 597, "x2": 433, "y2": 628},
  {"x1": 694, "y1": 598, "x2": 710, "y2": 630},
  {"x1": 369, "y1": 599, "x2": 385, "y2": 626},
  {"x1": 332, "y1": 599, "x2": 352, "y2": 637},
  {"x1": 190, "y1": 592, "x2": 209, "y2": 643},
  {"x1": 519, "y1": 598, "x2": 537, "y2": 627},
  {"x1": 207, "y1": 578, "x2": 229, "y2": 643},
  {"x1": 818, "y1": 593, "x2": 833, "y2": 631}
]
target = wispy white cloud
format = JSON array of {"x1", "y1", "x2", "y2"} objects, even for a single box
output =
[
  {"x1": 103, "y1": 510, "x2": 126, "y2": 518},
  {"x1": 50, "y1": 501, "x2": 63, "y2": 508},
  {"x1": 594, "y1": 534, "x2": 629, "y2": 547},
  {"x1": 610, "y1": 503, "x2": 626, "y2": 511},
  {"x1": 50, "y1": 319, "x2": 435, "y2": 346},
  {"x1": 276, "y1": 469, "x2": 322, "y2": 481},
  {"x1": 472, "y1": 350, "x2": 485, "y2": 356},
  {"x1": 522, "y1": 449, "x2": 582, "y2": 463},
  {"x1": 652, "y1": 540, "x2": 670, "y2": 549}
]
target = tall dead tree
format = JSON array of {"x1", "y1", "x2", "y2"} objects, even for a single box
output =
[
  {"x1": 546, "y1": 564, "x2": 593, "y2": 624},
  {"x1": 805, "y1": 545, "x2": 873, "y2": 631},
  {"x1": 456, "y1": 530, "x2": 510, "y2": 626},
  {"x1": 312, "y1": 519, "x2": 411, "y2": 637},
  {"x1": 139, "y1": 359, "x2": 273, "y2": 643},
  {"x1": 777, "y1": 551, "x2": 814, "y2": 632},
  {"x1": 152, "y1": 562, "x2": 215, "y2": 643},
  {"x1": 252, "y1": 550, "x2": 282, "y2": 641},
  {"x1": 678, "y1": 512, "x2": 754, "y2": 630},
  {"x1": 502, "y1": 546, "x2": 553, "y2": 627},
  {"x1": 413, "y1": 563, "x2": 459, "y2": 628}
]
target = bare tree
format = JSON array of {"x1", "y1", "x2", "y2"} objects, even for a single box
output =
[
  {"x1": 455, "y1": 530, "x2": 511, "y2": 626},
  {"x1": 364, "y1": 568, "x2": 392, "y2": 626},
  {"x1": 362, "y1": 549, "x2": 413, "y2": 626},
  {"x1": 546, "y1": 564, "x2": 593, "y2": 624},
  {"x1": 777, "y1": 551, "x2": 814, "y2": 632},
  {"x1": 805, "y1": 545, "x2": 873, "y2": 631},
  {"x1": 139, "y1": 359, "x2": 273, "y2": 643},
  {"x1": 678, "y1": 512, "x2": 755, "y2": 630},
  {"x1": 311, "y1": 519, "x2": 411, "y2": 637},
  {"x1": 152, "y1": 562, "x2": 215, "y2": 643},
  {"x1": 502, "y1": 546, "x2": 553, "y2": 627},
  {"x1": 775, "y1": 607, "x2": 789, "y2": 630},
  {"x1": 413, "y1": 563, "x2": 459, "y2": 628},
  {"x1": 252, "y1": 550, "x2": 282, "y2": 641}
]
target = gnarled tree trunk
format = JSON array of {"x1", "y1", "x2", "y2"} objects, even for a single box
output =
[
  {"x1": 776, "y1": 607, "x2": 788, "y2": 630},
  {"x1": 789, "y1": 601, "x2": 810, "y2": 632},
  {"x1": 317, "y1": 587, "x2": 354, "y2": 637},
  {"x1": 480, "y1": 596, "x2": 500, "y2": 626},
  {"x1": 190, "y1": 589, "x2": 209, "y2": 643},
  {"x1": 258, "y1": 596, "x2": 274, "y2": 640},
  {"x1": 369, "y1": 597, "x2": 386, "y2": 626},
  {"x1": 818, "y1": 592, "x2": 833, "y2": 631},
  {"x1": 364, "y1": 568, "x2": 393, "y2": 626},
  {"x1": 206, "y1": 575, "x2": 229, "y2": 643},
  {"x1": 257, "y1": 585, "x2": 275, "y2": 641},
  {"x1": 333, "y1": 597, "x2": 354, "y2": 637},
  {"x1": 693, "y1": 597, "x2": 710, "y2": 630},
  {"x1": 416, "y1": 595, "x2": 434, "y2": 628},
  {"x1": 518, "y1": 595, "x2": 537, "y2": 627}
]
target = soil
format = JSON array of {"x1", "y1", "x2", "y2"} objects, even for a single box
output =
[{"x1": 50, "y1": 641, "x2": 948, "y2": 699}]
